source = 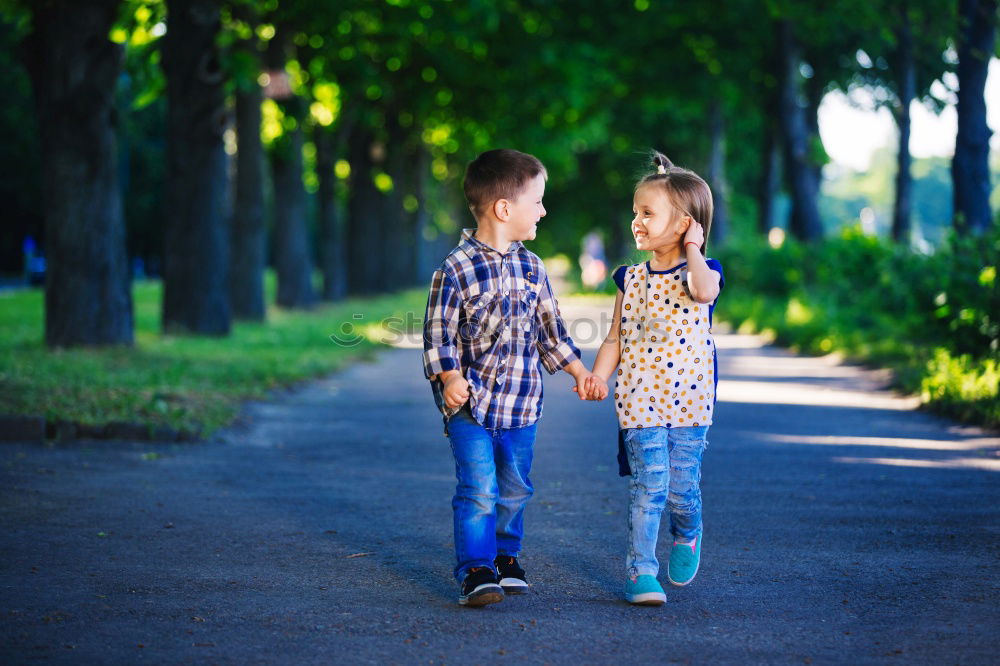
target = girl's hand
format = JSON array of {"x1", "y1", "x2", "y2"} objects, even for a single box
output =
[
  {"x1": 571, "y1": 373, "x2": 607, "y2": 400},
  {"x1": 684, "y1": 220, "x2": 705, "y2": 250},
  {"x1": 585, "y1": 374, "x2": 609, "y2": 401}
]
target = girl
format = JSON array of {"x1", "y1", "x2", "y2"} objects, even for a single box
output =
[{"x1": 584, "y1": 151, "x2": 724, "y2": 606}]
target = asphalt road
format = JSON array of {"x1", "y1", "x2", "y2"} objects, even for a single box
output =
[{"x1": 2, "y1": 325, "x2": 999, "y2": 664}]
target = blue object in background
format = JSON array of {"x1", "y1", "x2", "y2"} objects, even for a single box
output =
[
  {"x1": 26, "y1": 256, "x2": 46, "y2": 286},
  {"x1": 23, "y1": 236, "x2": 45, "y2": 286}
]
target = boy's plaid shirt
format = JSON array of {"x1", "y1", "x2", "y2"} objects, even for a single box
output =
[{"x1": 422, "y1": 229, "x2": 581, "y2": 431}]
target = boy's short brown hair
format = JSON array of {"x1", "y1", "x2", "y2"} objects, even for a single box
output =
[{"x1": 463, "y1": 149, "x2": 547, "y2": 219}]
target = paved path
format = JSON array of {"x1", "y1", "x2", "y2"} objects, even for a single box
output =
[{"x1": 2, "y1": 307, "x2": 999, "y2": 664}]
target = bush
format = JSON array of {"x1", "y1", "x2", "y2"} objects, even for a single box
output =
[{"x1": 716, "y1": 225, "x2": 1000, "y2": 429}]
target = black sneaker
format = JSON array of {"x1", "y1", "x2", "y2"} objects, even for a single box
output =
[
  {"x1": 494, "y1": 555, "x2": 529, "y2": 594},
  {"x1": 459, "y1": 567, "x2": 504, "y2": 607}
]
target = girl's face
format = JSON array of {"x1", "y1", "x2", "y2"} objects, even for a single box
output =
[{"x1": 631, "y1": 184, "x2": 687, "y2": 252}]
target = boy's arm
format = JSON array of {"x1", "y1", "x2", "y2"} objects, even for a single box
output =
[
  {"x1": 422, "y1": 269, "x2": 462, "y2": 381},
  {"x1": 534, "y1": 271, "x2": 599, "y2": 400}
]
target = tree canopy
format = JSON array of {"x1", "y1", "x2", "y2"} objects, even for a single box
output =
[{"x1": 1, "y1": 0, "x2": 995, "y2": 345}]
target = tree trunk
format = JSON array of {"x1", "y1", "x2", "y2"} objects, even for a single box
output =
[
  {"x1": 162, "y1": 0, "x2": 231, "y2": 335},
  {"x1": 804, "y1": 73, "x2": 825, "y2": 189},
  {"x1": 414, "y1": 147, "x2": 438, "y2": 281},
  {"x1": 408, "y1": 146, "x2": 431, "y2": 287},
  {"x1": 776, "y1": 20, "x2": 824, "y2": 242},
  {"x1": 707, "y1": 98, "x2": 729, "y2": 248},
  {"x1": 346, "y1": 125, "x2": 384, "y2": 296},
  {"x1": 384, "y1": 113, "x2": 414, "y2": 291},
  {"x1": 315, "y1": 123, "x2": 346, "y2": 301},
  {"x1": 26, "y1": 0, "x2": 133, "y2": 348},
  {"x1": 758, "y1": 117, "x2": 781, "y2": 234},
  {"x1": 952, "y1": 0, "x2": 997, "y2": 234},
  {"x1": 271, "y1": 98, "x2": 317, "y2": 309},
  {"x1": 230, "y1": 46, "x2": 266, "y2": 320},
  {"x1": 892, "y1": 13, "x2": 916, "y2": 243}
]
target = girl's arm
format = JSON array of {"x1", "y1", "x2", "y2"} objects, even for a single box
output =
[
  {"x1": 684, "y1": 222, "x2": 721, "y2": 303},
  {"x1": 591, "y1": 289, "x2": 624, "y2": 382}
]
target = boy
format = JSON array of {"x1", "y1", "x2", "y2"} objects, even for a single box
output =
[{"x1": 422, "y1": 149, "x2": 596, "y2": 607}]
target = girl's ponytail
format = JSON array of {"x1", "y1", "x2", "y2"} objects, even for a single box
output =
[{"x1": 651, "y1": 151, "x2": 674, "y2": 175}]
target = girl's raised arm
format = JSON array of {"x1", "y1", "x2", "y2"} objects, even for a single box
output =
[{"x1": 684, "y1": 222, "x2": 721, "y2": 304}]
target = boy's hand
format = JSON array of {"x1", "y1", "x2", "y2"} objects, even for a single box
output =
[{"x1": 442, "y1": 373, "x2": 470, "y2": 409}]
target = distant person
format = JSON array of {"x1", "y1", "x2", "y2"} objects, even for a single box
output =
[
  {"x1": 579, "y1": 231, "x2": 607, "y2": 289},
  {"x1": 422, "y1": 149, "x2": 598, "y2": 607},
  {"x1": 579, "y1": 151, "x2": 725, "y2": 605}
]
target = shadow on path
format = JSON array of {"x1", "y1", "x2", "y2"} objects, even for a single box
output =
[{"x1": 1, "y1": 325, "x2": 998, "y2": 664}]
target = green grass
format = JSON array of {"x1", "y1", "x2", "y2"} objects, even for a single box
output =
[{"x1": 0, "y1": 277, "x2": 427, "y2": 437}]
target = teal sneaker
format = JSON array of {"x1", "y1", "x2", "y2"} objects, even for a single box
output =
[
  {"x1": 624, "y1": 574, "x2": 666, "y2": 605},
  {"x1": 667, "y1": 536, "x2": 702, "y2": 587}
]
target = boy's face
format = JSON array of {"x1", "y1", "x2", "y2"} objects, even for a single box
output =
[{"x1": 504, "y1": 173, "x2": 547, "y2": 242}]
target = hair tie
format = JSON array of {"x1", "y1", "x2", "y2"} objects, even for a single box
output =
[{"x1": 657, "y1": 164, "x2": 667, "y2": 175}]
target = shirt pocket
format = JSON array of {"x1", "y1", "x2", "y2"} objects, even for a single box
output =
[{"x1": 460, "y1": 287, "x2": 501, "y2": 347}]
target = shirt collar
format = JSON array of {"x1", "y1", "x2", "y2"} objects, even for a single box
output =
[{"x1": 459, "y1": 228, "x2": 525, "y2": 258}]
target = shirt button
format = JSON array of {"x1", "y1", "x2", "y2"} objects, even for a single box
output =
[{"x1": 504, "y1": 290, "x2": 510, "y2": 297}]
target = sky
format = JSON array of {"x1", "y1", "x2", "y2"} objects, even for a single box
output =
[{"x1": 818, "y1": 58, "x2": 1000, "y2": 171}]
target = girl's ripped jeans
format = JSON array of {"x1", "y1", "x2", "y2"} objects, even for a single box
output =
[{"x1": 622, "y1": 425, "x2": 708, "y2": 577}]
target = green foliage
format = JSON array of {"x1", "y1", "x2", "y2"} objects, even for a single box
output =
[
  {"x1": 113, "y1": 1, "x2": 167, "y2": 111},
  {"x1": 0, "y1": 278, "x2": 428, "y2": 436},
  {"x1": 921, "y1": 349, "x2": 1000, "y2": 426},
  {"x1": 0, "y1": 14, "x2": 40, "y2": 273},
  {"x1": 3, "y1": 0, "x2": 993, "y2": 436},
  {"x1": 717, "y1": 224, "x2": 1000, "y2": 427},
  {"x1": 820, "y1": 148, "x2": 962, "y2": 245},
  {"x1": 0, "y1": 1, "x2": 982, "y2": 290},
  {"x1": 840, "y1": 0, "x2": 956, "y2": 111}
]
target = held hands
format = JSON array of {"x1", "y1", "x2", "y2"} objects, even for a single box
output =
[
  {"x1": 584, "y1": 374, "x2": 609, "y2": 401},
  {"x1": 571, "y1": 372, "x2": 609, "y2": 401},
  {"x1": 442, "y1": 373, "x2": 470, "y2": 409}
]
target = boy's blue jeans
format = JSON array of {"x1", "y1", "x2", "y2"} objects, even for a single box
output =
[
  {"x1": 446, "y1": 407, "x2": 537, "y2": 583},
  {"x1": 622, "y1": 425, "x2": 708, "y2": 578}
]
